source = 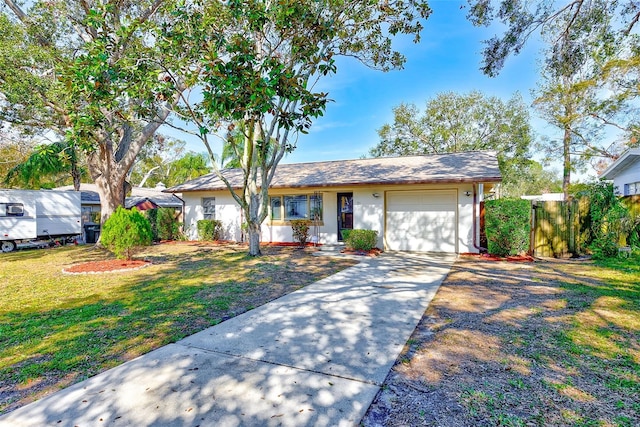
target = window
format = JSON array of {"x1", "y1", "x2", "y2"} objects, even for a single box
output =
[
  {"x1": 270, "y1": 197, "x2": 282, "y2": 220},
  {"x1": 269, "y1": 194, "x2": 323, "y2": 221},
  {"x1": 202, "y1": 197, "x2": 215, "y2": 220},
  {"x1": 625, "y1": 182, "x2": 640, "y2": 196},
  {"x1": 0, "y1": 203, "x2": 24, "y2": 217},
  {"x1": 285, "y1": 195, "x2": 308, "y2": 220}
]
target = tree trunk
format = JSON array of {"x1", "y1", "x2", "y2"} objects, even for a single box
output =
[
  {"x1": 247, "y1": 221, "x2": 261, "y2": 256},
  {"x1": 563, "y1": 123, "x2": 571, "y2": 201},
  {"x1": 246, "y1": 191, "x2": 262, "y2": 256},
  {"x1": 87, "y1": 145, "x2": 128, "y2": 226}
]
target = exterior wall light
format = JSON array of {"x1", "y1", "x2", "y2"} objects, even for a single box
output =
[
  {"x1": 464, "y1": 191, "x2": 472, "y2": 197},
  {"x1": 372, "y1": 193, "x2": 380, "y2": 198}
]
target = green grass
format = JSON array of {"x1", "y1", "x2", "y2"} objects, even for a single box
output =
[
  {"x1": 0, "y1": 243, "x2": 355, "y2": 413},
  {"x1": 453, "y1": 255, "x2": 640, "y2": 426}
]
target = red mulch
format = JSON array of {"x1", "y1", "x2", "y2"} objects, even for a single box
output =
[
  {"x1": 63, "y1": 259, "x2": 151, "y2": 274},
  {"x1": 340, "y1": 248, "x2": 383, "y2": 257},
  {"x1": 460, "y1": 253, "x2": 535, "y2": 262}
]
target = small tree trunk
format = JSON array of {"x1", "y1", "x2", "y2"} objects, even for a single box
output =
[
  {"x1": 247, "y1": 221, "x2": 261, "y2": 256},
  {"x1": 562, "y1": 123, "x2": 571, "y2": 201},
  {"x1": 246, "y1": 190, "x2": 262, "y2": 256}
]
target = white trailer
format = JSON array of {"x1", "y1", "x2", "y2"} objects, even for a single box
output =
[{"x1": 0, "y1": 189, "x2": 82, "y2": 253}]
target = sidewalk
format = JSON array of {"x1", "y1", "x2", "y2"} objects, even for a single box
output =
[{"x1": 0, "y1": 252, "x2": 455, "y2": 427}]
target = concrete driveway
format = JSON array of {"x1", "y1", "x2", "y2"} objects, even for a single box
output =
[{"x1": 0, "y1": 252, "x2": 455, "y2": 427}]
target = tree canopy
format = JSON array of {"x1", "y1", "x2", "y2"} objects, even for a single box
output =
[
  {"x1": 370, "y1": 91, "x2": 536, "y2": 195},
  {"x1": 466, "y1": 0, "x2": 640, "y2": 195},
  {"x1": 160, "y1": 0, "x2": 432, "y2": 255},
  {"x1": 1, "y1": 0, "x2": 188, "y2": 224}
]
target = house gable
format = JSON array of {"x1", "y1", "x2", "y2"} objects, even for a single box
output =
[{"x1": 600, "y1": 149, "x2": 640, "y2": 195}]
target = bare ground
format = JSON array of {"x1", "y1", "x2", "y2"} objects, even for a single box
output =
[{"x1": 361, "y1": 256, "x2": 640, "y2": 427}]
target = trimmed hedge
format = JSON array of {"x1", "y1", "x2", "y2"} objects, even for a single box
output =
[
  {"x1": 197, "y1": 219, "x2": 223, "y2": 241},
  {"x1": 345, "y1": 229, "x2": 378, "y2": 251},
  {"x1": 485, "y1": 199, "x2": 531, "y2": 256},
  {"x1": 101, "y1": 206, "x2": 153, "y2": 260}
]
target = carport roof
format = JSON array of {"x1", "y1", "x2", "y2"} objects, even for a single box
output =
[{"x1": 164, "y1": 150, "x2": 502, "y2": 193}]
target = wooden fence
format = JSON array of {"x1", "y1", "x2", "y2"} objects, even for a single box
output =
[
  {"x1": 529, "y1": 195, "x2": 640, "y2": 257},
  {"x1": 530, "y1": 199, "x2": 589, "y2": 257}
]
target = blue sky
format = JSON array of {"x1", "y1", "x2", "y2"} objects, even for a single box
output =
[
  {"x1": 284, "y1": 0, "x2": 543, "y2": 164},
  {"x1": 180, "y1": 1, "x2": 550, "y2": 167}
]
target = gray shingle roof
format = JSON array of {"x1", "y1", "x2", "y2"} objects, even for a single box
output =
[{"x1": 164, "y1": 151, "x2": 502, "y2": 193}]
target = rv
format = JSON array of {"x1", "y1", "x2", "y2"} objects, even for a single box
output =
[{"x1": 0, "y1": 189, "x2": 82, "y2": 253}]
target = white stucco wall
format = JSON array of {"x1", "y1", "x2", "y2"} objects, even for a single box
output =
[
  {"x1": 180, "y1": 183, "x2": 484, "y2": 253},
  {"x1": 353, "y1": 190, "x2": 385, "y2": 249},
  {"x1": 182, "y1": 191, "x2": 242, "y2": 240}
]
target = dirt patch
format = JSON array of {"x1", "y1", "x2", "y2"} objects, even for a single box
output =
[{"x1": 361, "y1": 257, "x2": 639, "y2": 427}]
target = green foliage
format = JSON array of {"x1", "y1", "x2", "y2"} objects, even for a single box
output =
[
  {"x1": 485, "y1": 199, "x2": 531, "y2": 256},
  {"x1": 290, "y1": 219, "x2": 311, "y2": 247},
  {"x1": 197, "y1": 219, "x2": 222, "y2": 241},
  {"x1": 146, "y1": 208, "x2": 181, "y2": 242},
  {"x1": 467, "y1": 1, "x2": 640, "y2": 197},
  {"x1": 345, "y1": 229, "x2": 379, "y2": 251},
  {"x1": 2, "y1": 1, "x2": 187, "y2": 223},
  {"x1": 370, "y1": 91, "x2": 534, "y2": 194},
  {"x1": 101, "y1": 207, "x2": 153, "y2": 260},
  {"x1": 341, "y1": 229, "x2": 353, "y2": 241},
  {"x1": 4, "y1": 141, "x2": 86, "y2": 190},
  {"x1": 157, "y1": 208, "x2": 181, "y2": 241},
  {"x1": 146, "y1": 208, "x2": 159, "y2": 242},
  {"x1": 579, "y1": 182, "x2": 634, "y2": 259}
]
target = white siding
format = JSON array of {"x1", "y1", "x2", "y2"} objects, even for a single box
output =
[
  {"x1": 613, "y1": 165, "x2": 640, "y2": 195},
  {"x1": 180, "y1": 184, "x2": 481, "y2": 253}
]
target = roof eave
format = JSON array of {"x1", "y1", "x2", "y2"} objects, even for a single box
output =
[{"x1": 170, "y1": 176, "x2": 503, "y2": 193}]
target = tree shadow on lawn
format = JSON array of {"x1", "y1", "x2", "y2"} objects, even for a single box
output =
[
  {"x1": 0, "y1": 244, "x2": 356, "y2": 415},
  {"x1": 363, "y1": 257, "x2": 640, "y2": 427},
  {"x1": 0, "y1": 251, "x2": 454, "y2": 426}
]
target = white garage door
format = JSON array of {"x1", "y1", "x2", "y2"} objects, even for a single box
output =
[{"x1": 386, "y1": 190, "x2": 457, "y2": 252}]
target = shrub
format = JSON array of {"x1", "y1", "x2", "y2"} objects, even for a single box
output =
[
  {"x1": 157, "y1": 208, "x2": 181, "y2": 241},
  {"x1": 340, "y1": 229, "x2": 352, "y2": 241},
  {"x1": 291, "y1": 219, "x2": 311, "y2": 247},
  {"x1": 146, "y1": 208, "x2": 159, "y2": 242},
  {"x1": 580, "y1": 182, "x2": 634, "y2": 259},
  {"x1": 197, "y1": 219, "x2": 223, "y2": 241},
  {"x1": 345, "y1": 229, "x2": 378, "y2": 251},
  {"x1": 101, "y1": 206, "x2": 153, "y2": 260},
  {"x1": 485, "y1": 199, "x2": 531, "y2": 257}
]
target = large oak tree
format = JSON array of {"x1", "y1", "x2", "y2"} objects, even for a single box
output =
[{"x1": 1, "y1": 0, "x2": 187, "y2": 223}]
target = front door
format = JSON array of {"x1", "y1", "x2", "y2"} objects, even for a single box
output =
[{"x1": 337, "y1": 192, "x2": 353, "y2": 241}]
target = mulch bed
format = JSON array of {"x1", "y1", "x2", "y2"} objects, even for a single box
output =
[{"x1": 63, "y1": 259, "x2": 151, "y2": 274}]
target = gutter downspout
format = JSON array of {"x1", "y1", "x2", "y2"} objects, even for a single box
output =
[
  {"x1": 472, "y1": 183, "x2": 487, "y2": 253},
  {"x1": 172, "y1": 194, "x2": 186, "y2": 234}
]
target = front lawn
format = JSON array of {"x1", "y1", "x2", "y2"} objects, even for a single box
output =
[
  {"x1": 0, "y1": 243, "x2": 356, "y2": 414},
  {"x1": 363, "y1": 255, "x2": 640, "y2": 427}
]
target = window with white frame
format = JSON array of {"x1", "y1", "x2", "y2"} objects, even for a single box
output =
[
  {"x1": 625, "y1": 182, "x2": 640, "y2": 196},
  {"x1": 202, "y1": 197, "x2": 215, "y2": 220},
  {"x1": 269, "y1": 194, "x2": 323, "y2": 221}
]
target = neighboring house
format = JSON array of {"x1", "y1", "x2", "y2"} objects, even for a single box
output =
[
  {"x1": 521, "y1": 193, "x2": 565, "y2": 202},
  {"x1": 164, "y1": 151, "x2": 501, "y2": 253},
  {"x1": 55, "y1": 183, "x2": 184, "y2": 226},
  {"x1": 600, "y1": 148, "x2": 640, "y2": 195}
]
